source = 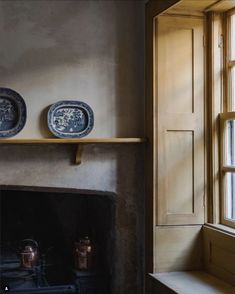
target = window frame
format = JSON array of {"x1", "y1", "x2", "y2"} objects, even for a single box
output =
[
  {"x1": 220, "y1": 112, "x2": 235, "y2": 228},
  {"x1": 225, "y1": 9, "x2": 235, "y2": 111},
  {"x1": 219, "y1": 9, "x2": 235, "y2": 229}
]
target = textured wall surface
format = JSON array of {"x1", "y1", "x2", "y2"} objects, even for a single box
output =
[
  {"x1": 0, "y1": 1, "x2": 145, "y2": 294},
  {"x1": 0, "y1": 0, "x2": 145, "y2": 138}
]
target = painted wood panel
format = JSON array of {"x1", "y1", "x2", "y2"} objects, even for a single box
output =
[
  {"x1": 154, "y1": 226, "x2": 203, "y2": 272},
  {"x1": 158, "y1": 27, "x2": 194, "y2": 114},
  {"x1": 203, "y1": 226, "x2": 235, "y2": 286},
  {"x1": 165, "y1": 130, "x2": 194, "y2": 214},
  {"x1": 175, "y1": 0, "x2": 218, "y2": 11},
  {"x1": 145, "y1": 0, "x2": 182, "y2": 275},
  {"x1": 156, "y1": 15, "x2": 205, "y2": 225}
]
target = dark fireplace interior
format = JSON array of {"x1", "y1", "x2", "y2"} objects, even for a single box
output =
[{"x1": 0, "y1": 188, "x2": 115, "y2": 294}]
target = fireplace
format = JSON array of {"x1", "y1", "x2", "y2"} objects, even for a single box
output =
[
  {"x1": 0, "y1": 186, "x2": 115, "y2": 294},
  {"x1": 0, "y1": 143, "x2": 145, "y2": 294}
]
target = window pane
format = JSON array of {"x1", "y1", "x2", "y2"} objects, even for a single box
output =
[
  {"x1": 231, "y1": 14, "x2": 235, "y2": 60},
  {"x1": 232, "y1": 66, "x2": 235, "y2": 108},
  {"x1": 225, "y1": 120, "x2": 235, "y2": 166},
  {"x1": 225, "y1": 172, "x2": 235, "y2": 220}
]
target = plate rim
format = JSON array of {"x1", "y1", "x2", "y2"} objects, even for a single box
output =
[
  {"x1": 47, "y1": 100, "x2": 94, "y2": 138},
  {"x1": 0, "y1": 87, "x2": 27, "y2": 138}
]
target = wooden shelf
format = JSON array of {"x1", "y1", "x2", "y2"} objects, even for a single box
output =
[
  {"x1": 0, "y1": 138, "x2": 146, "y2": 164},
  {"x1": 0, "y1": 138, "x2": 146, "y2": 144}
]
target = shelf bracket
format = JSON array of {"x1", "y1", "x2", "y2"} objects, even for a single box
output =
[{"x1": 75, "y1": 144, "x2": 84, "y2": 165}]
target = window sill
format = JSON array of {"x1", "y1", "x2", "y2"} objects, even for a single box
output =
[
  {"x1": 204, "y1": 223, "x2": 235, "y2": 237},
  {"x1": 149, "y1": 271, "x2": 235, "y2": 293}
]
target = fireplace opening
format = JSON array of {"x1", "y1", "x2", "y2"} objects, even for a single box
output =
[{"x1": 0, "y1": 187, "x2": 115, "y2": 294}]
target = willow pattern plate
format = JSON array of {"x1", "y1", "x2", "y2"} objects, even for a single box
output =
[
  {"x1": 47, "y1": 100, "x2": 94, "y2": 138},
  {"x1": 0, "y1": 88, "x2": 27, "y2": 138}
]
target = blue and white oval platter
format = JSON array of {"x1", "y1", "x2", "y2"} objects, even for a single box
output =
[
  {"x1": 47, "y1": 100, "x2": 94, "y2": 138},
  {"x1": 0, "y1": 88, "x2": 27, "y2": 138}
]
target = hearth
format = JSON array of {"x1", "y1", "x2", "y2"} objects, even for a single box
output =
[
  {"x1": 0, "y1": 187, "x2": 114, "y2": 294},
  {"x1": 0, "y1": 251, "x2": 79, "y2": 293},
  {"x1": 0, "y1": 258, "x2": 76, "y2": 293}
]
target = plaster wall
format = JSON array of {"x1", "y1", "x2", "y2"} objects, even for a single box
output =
[
  {"x1": 0, "y1": 1, "x2": 145, "y2": 294},
  {"x1": 0, "y1": 0, "x2": 144, "y2": 138}
]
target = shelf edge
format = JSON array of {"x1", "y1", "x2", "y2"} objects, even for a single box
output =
[{"x1": 0, "y1": 138, "x2": 147, "y2": 144}]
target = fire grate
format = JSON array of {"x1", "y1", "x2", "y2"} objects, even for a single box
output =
[{"x1": 1, "y1": 285, "x2": 77, "y2": 294}]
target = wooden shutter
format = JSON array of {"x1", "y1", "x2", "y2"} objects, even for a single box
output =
[{"x1": 155, "y1": 15, "x2": 205, "y2": 225}]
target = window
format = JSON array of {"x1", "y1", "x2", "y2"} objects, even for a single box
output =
[
  {"x1": 220, "y1": 10, "x2": 235, "y2": 228},
  {"x1": 230, "y1": 13, "x2": 235, "y2": 107},
  {"x1": 220, "y1": 113, "x2": 235, "y2": 227}
]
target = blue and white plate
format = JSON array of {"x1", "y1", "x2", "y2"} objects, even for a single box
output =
[
  {"x1": 47, "y1": 100, "x2": 94, "y2": 138},
  {"x1": 0, "y1": 88, "x2": 27, "y2": 138}
]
